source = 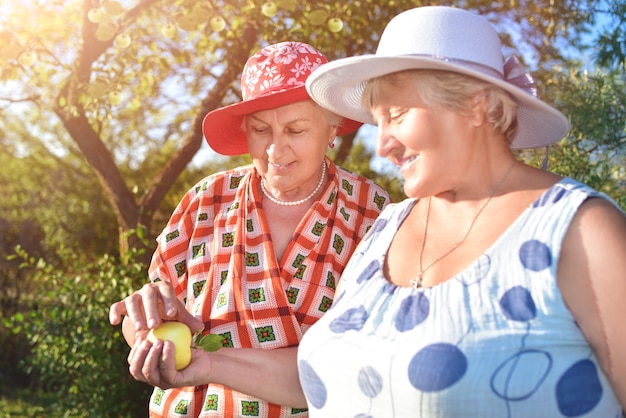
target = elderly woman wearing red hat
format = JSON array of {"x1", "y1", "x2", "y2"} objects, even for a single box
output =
[
  {"x1": 108, "y1": 42, "x2": 389, "y2": 417},
  {"x1": 298, "y1": 6, "x2": 626, "y2": 417}
]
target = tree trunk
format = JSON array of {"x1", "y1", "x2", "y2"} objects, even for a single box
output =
[
  {"x1": 335, "y1": 131, "x2": 358, "y2": 165},
  {"x1": 54, "y1": 20, "x2": 259, "y2": 264}
]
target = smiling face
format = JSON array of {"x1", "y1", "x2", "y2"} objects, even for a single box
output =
[
  {"x1": 245, "y1": 100, "x2": 338, "y2": 201},
  {"x1": 369, "y1": 75, "x2": 476, "y2": 199}
]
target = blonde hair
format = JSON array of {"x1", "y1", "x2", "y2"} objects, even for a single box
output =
[{"x1": 362, "y1": 70, "x2": 519, "y2": 143}]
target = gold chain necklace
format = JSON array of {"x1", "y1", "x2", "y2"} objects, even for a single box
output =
[{"x1": 409, "y1": 161, "x2": 516, "y2": 289}]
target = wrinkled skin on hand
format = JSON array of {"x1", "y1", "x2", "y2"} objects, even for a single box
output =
[{"x1": 109, "y1": 281, "x2": 207, "y2": 389}]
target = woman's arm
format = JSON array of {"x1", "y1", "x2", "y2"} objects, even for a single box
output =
[
  {"x1": 206, "y1": 346, "x2": 305, "y2": 408},
  {"x1": 129, "y1": 337, "x2": 306, "y2": 408},
  {"x1": 110, "y1": 281, "x2": 307, "y2": 408},
  {"x1": 558, "y1": 197, "x2": 626, "y2": 410}
]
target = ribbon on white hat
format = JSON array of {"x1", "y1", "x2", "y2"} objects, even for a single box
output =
[
  {"x1": 409, "y1": 53, "x2": 538, "y2": 98},
  {"x1": 503, "y1": 55, "x2": 550, "y2": 169},
  {"x1": 503, "y1": 55, "x2": 537, "y2": 97}
]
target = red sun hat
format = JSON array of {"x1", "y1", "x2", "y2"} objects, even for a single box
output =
[{"x1": 202, "y1": 42, "x2": 363, "y2": 156}]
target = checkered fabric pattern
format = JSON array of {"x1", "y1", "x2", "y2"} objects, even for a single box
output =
[{"x1": 147, "y1": 159, "x2": 389, "y2": 417}]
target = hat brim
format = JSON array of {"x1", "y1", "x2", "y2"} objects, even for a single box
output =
[
  {"x1": 306, "y1": 55, "x2": 570, "y2": 149},
  {"x1": 203, "y1": 85, "x2": 363, "y2": 156}
]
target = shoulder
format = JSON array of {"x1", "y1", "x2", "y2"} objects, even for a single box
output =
[
  {"x1": 332, "y1": 163, "x2": 391, "y2": 211},
  {"x1": 557, "y1": 175, "x2": 626, "y2": 236},
  {"x1": 564, "y1": 195, "x2": 626, "y2": 256},
  {"x1": 190, "y1": 165, "x2": 253, "y2": 196},
  {"x1": 170, "y1": 166, "x2": 253, "y2": 217},
  {"x1": 333, "y1": 164, "x2": 382, "y2": 187},
  {"x1": 182, "y1": 165, "x2": 254, "y2": 204},
  {"x1": 558, "y1": 177, "x2": 626, "y2": 266}
]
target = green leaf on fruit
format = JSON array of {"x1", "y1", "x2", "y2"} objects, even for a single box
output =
[{"x1": 194, "y1": 333, "x2": 224, "y2": 352}]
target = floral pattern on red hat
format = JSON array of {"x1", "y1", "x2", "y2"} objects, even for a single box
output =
[
  {"x1": 241, "y1": 42, "x2": 327, "y2": 101},
  {"x1": 202, "y1": 42, "x2": 362, "y2": 156}
]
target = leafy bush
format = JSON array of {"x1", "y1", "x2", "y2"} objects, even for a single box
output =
[{"x1": 3, "y1": 247, "x2": 153, "y2": 417}]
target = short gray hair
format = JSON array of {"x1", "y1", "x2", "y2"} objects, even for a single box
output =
[{"x1": 362, "y1": 70, "x2": 519, "y2": 144}]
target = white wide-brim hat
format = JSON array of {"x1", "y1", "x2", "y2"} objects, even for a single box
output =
[{"x1": 306, "y1": 6, "x2": 570, "y2": 149}]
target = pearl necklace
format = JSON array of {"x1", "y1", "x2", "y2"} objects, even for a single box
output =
[
  {"x1": 260, "y1": 161, "x2": 327, "y2": 206},
  {"x1": 409, "y1": 160, "x2": 516, "y2": 289}
]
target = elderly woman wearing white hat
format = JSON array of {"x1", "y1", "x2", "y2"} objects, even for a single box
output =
[
  {"x1": 109, "y1": 42, "x2": 390, "y2": 417},
  {"x1": 298, "y1": 6, "x2": 626, "y2": 417}
]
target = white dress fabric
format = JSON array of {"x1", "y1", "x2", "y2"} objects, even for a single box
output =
[{"x1": 298, "y1": 178, "x2": 622, "y2": 418}]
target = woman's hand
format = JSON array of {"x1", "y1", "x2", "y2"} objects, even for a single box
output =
[
  {"x1": 127, "y1": 334, "x2": 212, "y2": 389},
  {"x1": 108, "y1": 281, "x2": 204, "y2": 345},
  {"x1": 109, "y1": 282, "x2": 307, "y2": 407}
]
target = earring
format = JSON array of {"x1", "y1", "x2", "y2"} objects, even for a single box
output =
[{"x1": 329, "y1": 141, "x2": 335, "y2": 149}]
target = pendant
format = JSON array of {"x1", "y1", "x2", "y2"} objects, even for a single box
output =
[{"x1": 409, "y1": 274, "x2": 423, "y2": 289}]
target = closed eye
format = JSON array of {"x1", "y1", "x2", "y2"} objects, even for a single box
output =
[
  {"x1": 389, "y1": 110, "x2": 406, "y2": 123},
  {"x1": 252, "y1": 127, "x2": 270, "y2": 135},
  {"x1": 371, "y1": 107, "x2": 406, "y2": 126}
]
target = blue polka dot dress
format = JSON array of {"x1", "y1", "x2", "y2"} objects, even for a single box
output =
[{"x1": 298, "y1": 178, "x2": 623, "y2": 417}]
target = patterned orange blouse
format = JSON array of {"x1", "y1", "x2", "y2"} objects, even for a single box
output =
[{"x1": 147, "y1": 159, "x2": 389, "y2": 418}]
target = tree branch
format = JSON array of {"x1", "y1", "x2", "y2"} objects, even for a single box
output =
[
  {"x1": 140, "y1": 23, "x2": 260, "y2": 216},
  {"x1": 54, "y1": 83, "x2": 138, "y2": 230}
]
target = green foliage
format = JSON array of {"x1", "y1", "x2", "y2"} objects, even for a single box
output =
[
  {"x1": 2, "y1": 247, "x2": 152, "y2": 417},
  {"x1": 0, "y1": 388, "x2": 60, "y2": 418},
  {"x1": 594, "y1": 0, "x2": 626, "y2": 69},
  {"x1": 0, "y1": 132, "x2": 119, "y2": 261},
  {"x1": 0, "y1": 221, "x2": 46, "y2": 389},
  {"x1": 543, "y1": 65, "x2": 625, "y2": 209}
]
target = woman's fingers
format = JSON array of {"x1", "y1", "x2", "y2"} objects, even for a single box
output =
[
  {"x1": 128, "y1": 338, "x2": 154, "y2": 382},
  {"x1": 110, "y1": 281, "x2": 180, "y2": 331}
]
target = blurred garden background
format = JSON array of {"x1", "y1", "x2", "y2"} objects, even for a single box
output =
[{"x1": 1, "y1": 0, "x2": 624, "y2": 416}]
